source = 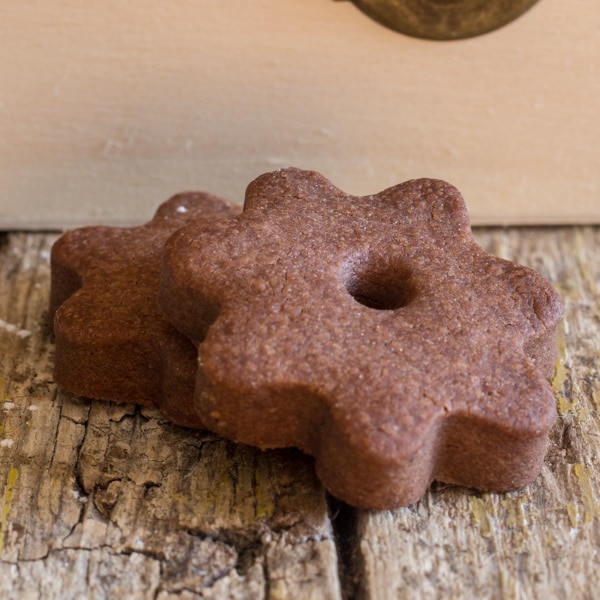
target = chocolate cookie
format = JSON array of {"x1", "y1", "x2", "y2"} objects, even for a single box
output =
[
  {"x1": 160, "y1": 167, "x2": 563, "y2": 509},
  {"x1": 49, "y1": 193, "x2": 237, "y2": 426}
]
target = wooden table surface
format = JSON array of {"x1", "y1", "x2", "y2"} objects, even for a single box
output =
[{"x1": 0, "y1": 226, "x2": 598, "y2": 599}]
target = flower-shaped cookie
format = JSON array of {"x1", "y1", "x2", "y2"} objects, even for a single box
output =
[
  {"x1": 50, "y1": 193, "x2": 238, "y2": 426},
  {"x1": 160, "y1": 168, "x2": 563, "y2": 509}
]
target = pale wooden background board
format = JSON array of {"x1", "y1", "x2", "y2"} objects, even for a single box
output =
[
  {"x1": 0, "y1": 226, "x2": 599, "y2": 598},
  {"x1": 1, "y1": 0, "x2": 599, "y2": 229}
]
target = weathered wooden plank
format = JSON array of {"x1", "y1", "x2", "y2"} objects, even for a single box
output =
[
  {"x1": 354, "y1": 226, "x2": 600, "y2": 599},
  {"x1": 0, "y1": 233, "x2": 341, "y2": 599},
  {"x1": 1, "y1": 227, "x2": 598, "y2": 598}
]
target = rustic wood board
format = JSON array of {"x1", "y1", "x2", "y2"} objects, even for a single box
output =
[
  {"x1": 353, "y1": 227, "x2": 600, "y2": 599},
  {"x1": 0, "y1": 226, "x2": 598, "y2": 598}
]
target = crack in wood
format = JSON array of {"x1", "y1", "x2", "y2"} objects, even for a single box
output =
[
  {"x1": 2, "y1": 229, "x2": 600, "y2": 597},
  {"x1": 328, "y1": 495, "x2": 362, "y2": 600}
]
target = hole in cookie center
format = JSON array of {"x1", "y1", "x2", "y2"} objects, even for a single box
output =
[{"x1": 345, "y1": 256, "x2": 417, "y2": 310}]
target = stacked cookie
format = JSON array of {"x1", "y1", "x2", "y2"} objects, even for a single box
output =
[{"x1": 49, "y1": 168, "x2": 563, "y2": 509}]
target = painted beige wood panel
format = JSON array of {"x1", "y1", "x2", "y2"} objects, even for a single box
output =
[{"x1": 1, "y1": 0, "x2": 598, "y2": 229}]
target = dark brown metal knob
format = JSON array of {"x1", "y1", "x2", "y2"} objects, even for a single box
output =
[{"x1": 348, "y1": 0, "x2": 541, "y2": 40}]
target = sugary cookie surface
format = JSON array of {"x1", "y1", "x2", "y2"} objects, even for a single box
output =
[{"x1": 160, "y1": 167, "x2": 563, "y2": 509}]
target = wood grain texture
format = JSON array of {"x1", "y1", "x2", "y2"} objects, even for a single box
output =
[
  {"x1": 0, "y1": 227, "x2": 598, "y2": 598},
  {"x1": 0, "y1": 233, "x2": 340, "y2": 599},
  {"x1": 352, "y1": 227, "x2": 600, "y2": 600}
]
